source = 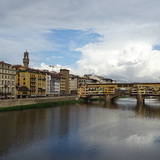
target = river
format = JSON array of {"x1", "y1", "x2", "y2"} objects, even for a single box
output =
[{"x1": 1, "y1": 98, "x2": 160, "y2": 160}]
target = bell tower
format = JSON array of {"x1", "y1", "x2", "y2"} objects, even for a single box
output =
[{"x1": 23, "y1": 50, "x2": 29, "y2": 68}]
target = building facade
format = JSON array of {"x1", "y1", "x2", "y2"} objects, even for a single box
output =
[
  {"x1": 83, "y1": 74, "x2": 113, "y2": 83},
  {"x1": 60, "y1": 69, "x2": 69, "y2": 94},
  {"x1": 60, "y1": 76, "x2": 66, "y2": 95},
  {"x1": 0, "y1": 61, "x2": 16, "y2": 98},
  {"x1": 14, "y1": 66, "x2": 46, "y2": 98},
  {"x1": 50, "y1": 73, "x2": 60, "y2": 96},
  {"x1": 46, "y1": 73, "x2": 51, "y2": 96},
  {"x1": 69, "y1": 75, "x2": 78, "y2": 94}
]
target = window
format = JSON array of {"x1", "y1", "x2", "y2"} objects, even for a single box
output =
[
  {"x1": 21, "y1": 74, "x2": 26, "y2": 77},
  {"x1": 12, "y1": 87, "x2": 14, "y2": 94}
]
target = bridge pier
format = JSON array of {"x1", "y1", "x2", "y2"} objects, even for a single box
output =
[
  {"x1": 104, "y1": 95, "x2": 112, "y2": 103},
  {"x1": 137, "y1": 94, "x2": 144, "y2": 104}
]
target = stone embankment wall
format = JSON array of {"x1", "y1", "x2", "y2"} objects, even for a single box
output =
[{"x1": 0, "y1": 96, "x2": 78, "y2": 108}]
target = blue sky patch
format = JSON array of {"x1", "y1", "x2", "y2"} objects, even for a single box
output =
[
  {"x1": 39, "y1": 29, "x2": 101, "y2": 66},
  {"x1": 47, "y1": 29, "x2": 101, "y2": 50},
  {"x1": 152, "y1": 45, "x2": 160, "y2": 51}
]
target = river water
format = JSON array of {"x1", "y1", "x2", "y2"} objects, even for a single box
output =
[{"x1": 1, "y1": 98, "x2": 160, "y2": 160}]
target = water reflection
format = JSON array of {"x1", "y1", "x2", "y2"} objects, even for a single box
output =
[
  {"x1": 102, "y1": 97, "x2": 160, "y2": 118},
  {"x1": 1, "y1": 98, "x2": 160, "y2": 160},
  {"x1": 136, "y1": 104, "x2": 160, "y2": 119}
]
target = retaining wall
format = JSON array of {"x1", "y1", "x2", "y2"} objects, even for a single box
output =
[{"x1": 0, "y1": 96, "x2": 77, "y2": 108}]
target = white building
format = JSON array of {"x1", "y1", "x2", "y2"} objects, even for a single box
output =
[
  {"x1": 78, "y1": 77, "x2": 98, "y2": 87},
  {"x1": 69, "y1": 75, "x2": 78, "y2": 94},
  {"x1": 0, "y1": 61, "x2": 16, "y2": 98},
  {"x1": 46, "y1": 73, "x2": 51, "y2": 96},
  {"x1": 50, "y1": 73, "x2": 60, "y2": 96},
  {"x1": 83, "y1": 74, "x2": 113, "y2": 83}
]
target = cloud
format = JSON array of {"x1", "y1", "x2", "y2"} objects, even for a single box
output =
[
  {"x1": 33, "y1": 63, "x2": 71, "y2": 73},
  {"x1": 51, "y1": 56, "x2": 63, "y2": 59},
  {"x1": 76, "y1": 40, "x2": 160, "y2": 82},
  {"x1": 1, "y1": 0, "x2": 160, "y2": 82}
]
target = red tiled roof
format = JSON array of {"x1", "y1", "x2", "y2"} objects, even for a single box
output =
[{"x1": 0, "y1": 61, "x2": 12, "y2": 66}]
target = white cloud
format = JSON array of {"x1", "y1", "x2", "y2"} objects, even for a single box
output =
[
  {"x1": 1, "y1": 0, "x2": 160, "y2": 81},
  {"x1": 33, "y1": 63, "x2": 71, "y2": 73},
  {"x1": 51, "y1": 56, "x2": 63, "y2": 59},
  {"x1": 76, "y1": 40, "x2": 160, "y2": 82}
]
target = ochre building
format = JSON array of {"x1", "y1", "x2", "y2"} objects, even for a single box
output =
[{"x1": 14, "y1": 66, "x2": 46, "y2": 98}]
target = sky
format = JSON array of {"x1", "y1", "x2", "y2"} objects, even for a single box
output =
[{"x1": 1, "y1": 0, "x2": 160, "y2": 82}]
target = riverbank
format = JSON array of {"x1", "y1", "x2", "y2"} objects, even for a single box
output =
[
  {"x1": 0, "y1": 99, "x2": 83, "y2": 112},
  {"x1": 0, "y1": 96, "x2": 83, "y2": 112}
]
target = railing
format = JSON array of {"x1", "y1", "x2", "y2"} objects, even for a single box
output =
[
  {"x1": 30, "y1": 77, "x2": 36, "y2": 79},
  {"x1": 30, "y1": 84, "x2": 36, "y2": 87},
  {"x1": 0, "y1": 92, "x2": 12, "y2": 95},
  {"x1": 30, "y1": 80, "x2": 36, "y2": 82}
]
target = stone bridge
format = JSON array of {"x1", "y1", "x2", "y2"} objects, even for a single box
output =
[{"x1": 78, "y1": 83, "x2": 160, "y2": 104}]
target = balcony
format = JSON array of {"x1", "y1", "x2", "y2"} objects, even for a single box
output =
[
  {"x1": 16, "y1": 86, "x2": 29, "y2": 91},
  {"x1": 30, "y1": 84, "x2": 36, "y2": 87},
  {"x1": 30, "y1": 77, "x2": 36, "y2": 79},
  {"x1": 38, "y1": 87, "x2": 46, "y2": 91},
  {"x1": 30, "y1": 80, "x2": 36, "y2": 82},
  {"x1": 0, "y1": 92, "x2": 11, "y2": 95}
]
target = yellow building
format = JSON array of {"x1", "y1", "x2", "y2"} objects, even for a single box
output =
[
  {"x1": 60, "y1": 76, "x2": 66, "y2": 95},
  {"x1": 14, "y1": 66, "x2": 46, "y2": 98},
  {"x1": 59, "y1": 69, "x2": 69, "y2": 95}
]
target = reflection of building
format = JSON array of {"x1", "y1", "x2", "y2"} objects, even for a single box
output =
[
  {"x1": 0, "y1": 61, "x2": 16, "y2": 98},
  {"x1": 136, "y1": 102, "x2": 160, "y2": 118}
]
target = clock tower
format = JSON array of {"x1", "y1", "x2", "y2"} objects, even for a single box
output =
[{"x1": 23, "y1": 50, "x2": 29, "y2": 68}]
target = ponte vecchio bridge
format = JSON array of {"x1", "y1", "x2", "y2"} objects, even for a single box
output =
[{"x1": 78, "y1": 83, "x2": 160, "y2": 104}]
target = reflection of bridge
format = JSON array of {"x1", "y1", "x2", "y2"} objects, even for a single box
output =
[{"x1": 78, "y1": 83, "x2": 160, "y2": 104}]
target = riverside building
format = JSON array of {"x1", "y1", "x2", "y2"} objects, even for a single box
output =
[
  {"x1": 13, "y1": 51, "x2": 47, "y2": 98},
  {"x1": 69, "y1": 74, "x2": 79, "y2": 94},
  {"x1": 14, "y1": 66, "x2": 47, "y2": 98},
  {"x1": 0, "y1": 61, "x2": 16, "y2": 99},
  {"x1": 60, "y1": 69, "x2": 69, "y2": 95}
]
